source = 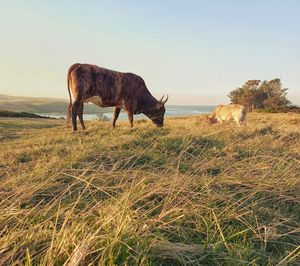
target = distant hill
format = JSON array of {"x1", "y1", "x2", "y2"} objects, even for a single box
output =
[
  {"x1": 0, "y1": 94, "x2": 109, "y2": 114},
  {"x1": 0, "y1": 110, "x2": 54, "y2": 119}
]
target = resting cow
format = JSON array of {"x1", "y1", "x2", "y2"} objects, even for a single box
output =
[
  {"x1": 206, "y1": 104, "x2": 247, "y2": 126},
  {"x1": 66, "y1": 63, "x2": 168, "y2": 131}
]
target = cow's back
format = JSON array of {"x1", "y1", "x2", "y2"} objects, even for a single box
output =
[
  {"x1": 214, "y1": 104, "x2": 246, "y2": 122},
  {"x1": 69, "y1": 64, "x2": 120, "y2": 94},
  {"x1": 68, "y1": 63, "x2": 148, "y2": 104}
]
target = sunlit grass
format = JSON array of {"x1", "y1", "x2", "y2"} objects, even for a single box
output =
[{"x1": 0, "y1": 113, "x2": 299, "y2": 265}]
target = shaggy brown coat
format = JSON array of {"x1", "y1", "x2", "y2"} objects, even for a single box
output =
[{"x1": 66, "y1": 63, "x2": 168, "y2": 131}]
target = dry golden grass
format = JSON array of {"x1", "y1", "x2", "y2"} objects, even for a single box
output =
[{"x1": 0, "y1": 113, "x2": 299, "y2": 265}]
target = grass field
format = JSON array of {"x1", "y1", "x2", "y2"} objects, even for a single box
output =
[{"x1": 0, "y1": 113, "x2": 299, "y2": 265}]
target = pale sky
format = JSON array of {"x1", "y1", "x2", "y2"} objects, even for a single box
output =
[{"x1": 0, "y1": 0, "x2": 299, "y2": 105}]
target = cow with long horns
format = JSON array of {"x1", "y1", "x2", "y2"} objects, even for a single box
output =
[{"x1": 66, "y1": 63, "x2": 168, "y2": 131}]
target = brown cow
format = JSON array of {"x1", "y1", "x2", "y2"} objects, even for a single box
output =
[{"x1": 66, "y1": 63, "x2": 168, "y2": 131}]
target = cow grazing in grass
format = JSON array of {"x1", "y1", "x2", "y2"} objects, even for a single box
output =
[
  {"x1": 66, "y1": 63, "x2": 168, "y2": 131},
  {"x1": 206, "y1": 104, "x2": 247, "y2": 126}
]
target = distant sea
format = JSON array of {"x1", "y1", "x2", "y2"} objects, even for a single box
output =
[{"x1": 37, "y1": 105, "x2": 215, "y2": 120}]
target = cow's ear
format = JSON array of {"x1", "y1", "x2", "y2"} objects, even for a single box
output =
[{"x1": 156, "y1": 102, "x2": 163, "y2": 110}]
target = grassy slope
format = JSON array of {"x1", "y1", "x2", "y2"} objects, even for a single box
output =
[{"x1": 0, "y1": 113, "x2": 299, "y2": 265}]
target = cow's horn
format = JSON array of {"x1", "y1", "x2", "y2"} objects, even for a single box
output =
[
  {"x1": 159, "y1": 95, "x2": 164, "y2": 102},
  {"x1": 162, "y1": 94, "x2": 169, "y2": 104}
]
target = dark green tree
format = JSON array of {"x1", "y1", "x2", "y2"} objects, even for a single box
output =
[
  {"x1": 228, "y1": 80, "x2": 260, "y2": 111},
  {"x1": 258, "y1": 79, "x2": 291, "y2": 110}
]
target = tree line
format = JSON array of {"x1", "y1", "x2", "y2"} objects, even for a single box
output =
[{"x1": 228, "y1": 78, "x2": 294, "y2": 111}]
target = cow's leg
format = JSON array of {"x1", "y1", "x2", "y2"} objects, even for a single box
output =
[
  {"x1": 66, "y1": 102, "x2": 72, "y2": 128},
  {"x1": 77, "y1": 102, "x2": 86, "y2": 130},
  {"x1": 235, "y1": 118, "x2": 242, "y2": 126},
  {"x1": 240, "y1": 118, "x2": 247, "y2": 126},
  {"x1": 71, "y1": 101, "x2": 80, "y2": 131},
  {"x1": 112, "y1": 107, "x2": 121, "y2": 128},
  {"x1": 126, "y1": 110, "x2": 134, "y2": 128}
]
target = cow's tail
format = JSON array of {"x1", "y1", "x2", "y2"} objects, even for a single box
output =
[{"x1": 66, "y1": 66, "x2": 75, "y2": 126}]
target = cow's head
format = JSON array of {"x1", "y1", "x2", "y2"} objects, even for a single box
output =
[
  {"x1": 148, "y1": 95, "x2": 168, "y2": 127},
  {"x1": 206, "y1": 115, "x2": 217, "y2": 125}
]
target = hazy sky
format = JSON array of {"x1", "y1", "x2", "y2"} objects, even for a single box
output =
[{"x1": 0, "y1": 0, "x2": 299, "y2": 105}]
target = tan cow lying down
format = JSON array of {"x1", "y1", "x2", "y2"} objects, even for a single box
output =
[{"x1": 206, "y1": 104, "x2": 247, "y2": 126}]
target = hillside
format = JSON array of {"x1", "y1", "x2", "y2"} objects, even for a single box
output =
[
  {"x1": 0, "y1": 94, "x2": 108, "y2": 114},
  {"x1": 0, "y1": 113, "x2": 299, "y2": 265},
  {"x1": 0, "y1": 110, "x2": 55, "y2": 119}
]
